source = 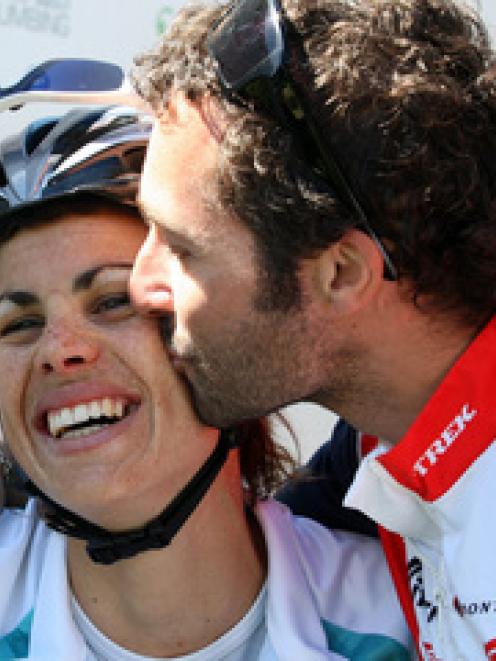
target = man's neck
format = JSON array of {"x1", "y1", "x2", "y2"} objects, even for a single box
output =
[
  {"x1": 67, "y1": 480, "x2": 266, "y2": 657},
  {"x1": 327, "y1": 303, "x2": 481, "y2": 444}
]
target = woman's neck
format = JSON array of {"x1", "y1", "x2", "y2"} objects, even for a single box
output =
[{"x1": 67, "y1": 481, "x2": 267, "y2": 658}]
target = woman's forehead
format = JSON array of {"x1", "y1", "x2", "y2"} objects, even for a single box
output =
[{"x1": 0, "y1": 211, "x2": 145, "y2": 287}]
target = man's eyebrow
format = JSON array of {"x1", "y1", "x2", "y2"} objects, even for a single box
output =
[
  {"x1": 73, "y1": 263, "x2": 133, "y2": 291},
  {"x1": 136, "y1": 202, "x2": 178, "y2": 237},
  {"x1": 0, "y1": 291, "x2": 38, "y2": 307},
  {"x1": 134, "y1": 202, "x2": 196, "y2": 246}
]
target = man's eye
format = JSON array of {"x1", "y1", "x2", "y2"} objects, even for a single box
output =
[
  {"x1": 168, "y1": 244, "x2": 191, "y2": 260},
  {"x1": 0, "y1": 317, "x2": 44, "y2": 338},
  {"x1": 175, "y1": 250, "x2": 191, "y2": 260}
]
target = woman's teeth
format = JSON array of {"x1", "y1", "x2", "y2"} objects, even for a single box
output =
[
  {"x1": 47, "y1": 398, "x2": 127, "y2": 439},
  {"x1": 62, "y1": 424, "x2": 108, "y2": 439}
]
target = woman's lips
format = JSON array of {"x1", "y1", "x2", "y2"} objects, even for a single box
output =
[
  {"x1": 32, "y1": 382, "x2": 143, "y2": 455},
  {"x1": 34, "y1": 382, "x2": 141, "y2": 434}
]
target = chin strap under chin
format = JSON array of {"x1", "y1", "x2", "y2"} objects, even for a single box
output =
[{"x1": 24, "y1": 430, "x2": 239, "y2": 565}]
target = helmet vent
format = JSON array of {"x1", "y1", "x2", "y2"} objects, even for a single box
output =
[
  {"x1": 0, "y1": 162, "x2": 7, "y2": 187},
  {"x1": 25, "y1": 119, "x2": 59, "y2": 155},
  {"x1": 0, "y1": 107, "x2": 150, "y2": 213}
]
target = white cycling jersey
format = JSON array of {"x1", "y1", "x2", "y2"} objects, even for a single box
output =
[
  {"x1": 0, "y1": 498, "x2": 412, "y2": 660},
  {"x1": 346, "y1": 316, "x2": 496, "y2": 660}
]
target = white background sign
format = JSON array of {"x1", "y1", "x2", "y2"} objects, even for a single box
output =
[{"x1": 0, "y1": 0, "x2": 177, "y2": 135}]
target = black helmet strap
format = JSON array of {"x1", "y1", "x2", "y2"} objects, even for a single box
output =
[{"x1": 24, "y1": 430, "x2": 239, "y2": 565}]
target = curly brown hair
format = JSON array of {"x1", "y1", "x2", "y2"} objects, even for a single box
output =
[{"x1": 132, "y1": 0, "x2": 496, "y2": 326}]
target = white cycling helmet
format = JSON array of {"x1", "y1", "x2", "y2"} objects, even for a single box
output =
[{"x1": 0, "y1": 104, "x2": 151, "y2": 214}]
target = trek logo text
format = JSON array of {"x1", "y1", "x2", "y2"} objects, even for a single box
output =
[{"x1": 413, "y1": 403, "x2": 477, "y2": 476}]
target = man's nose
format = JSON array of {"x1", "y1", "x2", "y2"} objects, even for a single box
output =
[
  {"x1": 35, "y1": 324, "x2": 100, "y2": 375},
  {"x1": 130, "y1": 225, "x2": 174, "y2": 316}
]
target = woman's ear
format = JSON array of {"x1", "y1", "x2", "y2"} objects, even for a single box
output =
[{"x1": 314, "y1": 229, "x2": 386, "y2": 312}]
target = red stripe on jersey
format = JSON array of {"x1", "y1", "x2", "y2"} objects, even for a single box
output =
[
  {"x1": 379, "y1": 526, "x2": 421, "y2": 656},
  {"x1": 485, "y1": 638, "x2": 496, "y2": 657},
  {"x1": 360, "y1": 433, "x2": 378, "y2": 458}
]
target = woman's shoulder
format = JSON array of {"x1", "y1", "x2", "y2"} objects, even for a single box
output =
[
  {"x1": 256, "y1": 498, "x2": 388, "y2": 597},
  {"x1": 0, "y1": 498, "x2": 41, "y2": 548},
  {"x1": 0, "y1": 498, "x2": 63, "y2": 566},
  {"x1": 0, "y1": 499, "x2": 64, "y2": 622},
  {"x1": 256, "y1": 499, "x2": 413, "y2": 656},
  {"x1": 257, "y1": 498, "x2": 382, "y2": 559}
]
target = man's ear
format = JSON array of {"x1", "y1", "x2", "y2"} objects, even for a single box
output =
[{"x1": 314, "y1": 229, "x2": 386, "y2": 312}]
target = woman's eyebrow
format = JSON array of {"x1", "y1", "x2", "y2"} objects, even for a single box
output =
[
  {"x1": 0, "y1": 291, "x2": 38, "y2": 307},
  {"x1": 0, "y1": 264, "x2": 134, "y2": 305},
  {"x1": 73, "y1": 263, "x2": 133, "y2": 291}
]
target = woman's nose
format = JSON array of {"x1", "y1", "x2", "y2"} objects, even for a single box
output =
[{"x1": 35, "y1": 325, "x2": 100, "y2": 375}]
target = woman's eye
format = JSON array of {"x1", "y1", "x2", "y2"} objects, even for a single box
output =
[
  {"x1": 92, "y1": 292, "x2": 133, "y2": 316},
  {"x1": 0, "y1": 316, "x2": 44, "y2": 338}
]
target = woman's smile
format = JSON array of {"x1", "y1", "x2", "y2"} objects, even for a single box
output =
[{"x1": 34, "y1": 381, "x2": 143, "y2": 454}]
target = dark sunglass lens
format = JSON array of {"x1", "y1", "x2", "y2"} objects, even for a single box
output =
[
  {"x1": 208, "y1": 0, "x2": 283, "y2": 89},
  {"x1": 28, "y1": 60, "x2": 124, "y2": 93}
]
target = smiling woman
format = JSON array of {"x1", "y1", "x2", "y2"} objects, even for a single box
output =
[
  {"x1": 0, "y1": 208, "x2": 171, "y2": 517},
  {"x1": 0, "y1": 102, "x2": 412, "y2": 660}
]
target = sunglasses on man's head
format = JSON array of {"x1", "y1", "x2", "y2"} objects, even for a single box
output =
[{"x1": 207, "y1": 0, "x2": 397, "y2": 280}]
